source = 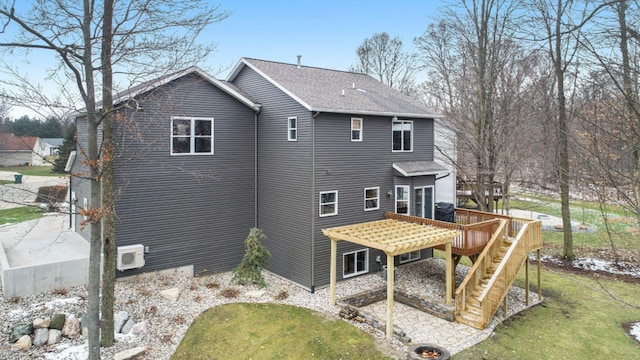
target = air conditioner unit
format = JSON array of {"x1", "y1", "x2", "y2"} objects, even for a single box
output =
[{"x1": 117, "y1": 244, "x2": 145, "y2": 271}]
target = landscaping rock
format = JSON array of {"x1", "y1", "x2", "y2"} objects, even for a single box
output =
[
  {"x1": 50, "y1": 313, "x2": 66, "y2": 330},
  {"x1": 159, "y1": 288, "x2": 181, "y2": 302},
  {"x1": 113, "y1": 346, "x2": 148, "y2": 360},
  {"x1": 33, "y1": 328, "x2": 49, "y2": 347},
  {"x1": 10, "y1": 324, "x2": 32, "y2": 343},
  {"x1": 130, "y1": 321, "x2": 148, "y2": 335},
  {"x1": 10, "y1": 335, "x2": 31, "y2": 351},
  {"x1": 121, "y1": 319, "x2": 135, "y2": 334},
  {"x1": 32, "y1": 317, "x2": 51, "y2": 329},
  {"x1": 47, "y1": 329, "x2": 62, "y2": 345},
  {"x1": 80, "y1": 314, "x2": 89, "y2": 337},
  {"x1": 114, "y1": 311, "x2": 129, "y2": 333},
  {"x1": 62, "y1": 314, "x2": 80, "y2": 338},
  {"x1": 245, "y1": 290, "x2": 266, "y2": 298}
]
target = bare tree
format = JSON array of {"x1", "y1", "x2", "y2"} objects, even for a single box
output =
[
  {"x1": 349, "y1": 32, "x2": 418, "y2": 95},
  {"x1": 0, "y1": 0, "x2": 228, "y2": 358},
  {"x1": 415, "y1": 0, "x2": 527, "y2": 213}
]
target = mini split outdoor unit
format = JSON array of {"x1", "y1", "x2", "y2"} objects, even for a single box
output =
[{"x1": 116, "y1": 244, "x2": 145, "y2": 271}]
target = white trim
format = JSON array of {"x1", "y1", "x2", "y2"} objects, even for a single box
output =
[
  {"x1": 351, "y1": 117, "x2": 363, "y2": 142},
  {"x1": 364, "y1": 187, "x2": 379, "y2": 211},
  {"x1": 170, "y1": 117, "x2": 214, "y2": 155},
  {"x1": 395, "y1": 185, "x2": 410, "y2": 215},
  {"x1": 83, "y1": 197, "x2": 88, "y2": 220},
  {"x1": 343, "y1": 248, "x2": 369, "y2": 278},
  {"x1": 392, "y1": 119, "x2": 413, "y2": 152},
  {"x1": 288, "y1": 116, "x2": 298, "y2": 141},
  {"x1": 319, "y1": 190, "x2": 338, "y2": 217},
  {"x1": 71, "y1": 191, "x2": 77, "y2": 231},
  {"x1": 399, "y1": 250, "x2": 421, "y2": 264},
  {"x1": 415, "y1": 185, "x2": 435, "y2": 219},
  {"x1": 392, "y1": 163, "x2": 449, "y2": 177}
]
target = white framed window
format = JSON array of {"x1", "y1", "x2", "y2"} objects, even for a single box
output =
[
  {"x1": 288, "y1": 116, "x2": 298, "y2": 141},
  {"x1": 343, "y1": 249, "x2": 369, "y2": 278},
  {"x1": 395, "y1": 185, "x2": 409, "y2": 214},
  {"x1": 351, "y1": 117, "x2": 362, "y2": 142},
  {"x1": 171, "y1": 117, "x2": 214, "y2": 155},
  {"x1": 392, "y1": 119, "x2": 413, "y2": 152},
  {"x1": 319, "y1": 190, "x2": 338, "y2": 217},
  {"x1": 364, "y1": 187, "x2": 379, "y2": 211},
  {"x1": 399, "y1": 250, "x2": 421, "y2": 263}
]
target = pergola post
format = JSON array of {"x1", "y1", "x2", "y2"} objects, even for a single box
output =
[
  {"x1": 386, "y1": 253, "x2": 394, "y2": 339},
  {"x1": 446, "y1": 242, "x2": 453, "y2": 305},
  {"x1": 330, "y1": 239, "x2": 337, "y2": 305}
]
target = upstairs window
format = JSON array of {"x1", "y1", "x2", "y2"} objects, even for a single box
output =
[
  {"x1": 364, "y1": 187, "x2": 379, "y2": 211},
  {"x1": 351, "y1": 118, "x2": 362, "y2": 141},
  {"x1": 171, "y1": 117, "x2": 213, "y2": 155},
  {"x1": 288, "y1": 116, "x2": 298, "y2": 141},
  {"x1": 395, "y1": 185, "x2": 409, "y2": 214},
  {"x1": 319, "y1": 190, "x2": 338, "y2": 217},
  {"x1": 392, "y1": 119, "x2": 413, "y2": 152}
]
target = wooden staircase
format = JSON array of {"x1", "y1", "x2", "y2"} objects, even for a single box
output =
[{"x1": 454, "y1": 218, "x2": 542, "y2": 329}]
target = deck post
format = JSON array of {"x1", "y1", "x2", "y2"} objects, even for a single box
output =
[
  {"x1": 330, "y1": 239, "x2": 337, "y2": 305},
  {"x1": 446, "y1": 241, "x2": 453, "y2": 305},
  {"x1": 525, "y1": 255, "x2": 530, "y2": 306},
  {"x1": 537, "y1": 249, "x2": 542, "y2": 300},
  {"x1": 386, "y1": 253, "x2": 394, "y2": 339}
]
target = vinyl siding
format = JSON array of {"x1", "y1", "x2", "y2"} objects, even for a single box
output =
[
  {"x1": 108, "y1": 73, "x2": 256, "y2": 276},
  {"x1": 312, "y1": 113, "x2": 436, "y2": 287},
  {"x1": 232, "y1": 67, "x2": 314, "y2": 288}
]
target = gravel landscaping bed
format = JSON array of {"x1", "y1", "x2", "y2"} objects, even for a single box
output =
[{"x1": 0, "y1": 258, "x2": 535, "y2": 359}]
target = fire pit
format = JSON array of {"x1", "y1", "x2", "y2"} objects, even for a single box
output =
[{"x1": 407, "y1": 344, "x2": 450, "y2": 360}]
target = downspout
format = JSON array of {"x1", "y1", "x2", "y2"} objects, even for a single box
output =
[
  {"x1": 254, "y1": 110, "x2": 259, "y2": 227},
  {"x1": 310, "y1": 111, "x2": 320, "y2": 293}
]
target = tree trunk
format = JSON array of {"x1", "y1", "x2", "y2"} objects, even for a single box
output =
[{"x1": 100, "y1": 0, "x2": 115, "y2": 348}]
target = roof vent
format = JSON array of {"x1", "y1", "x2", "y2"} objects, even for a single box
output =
[{"x1": 297, "y1": 54, "x2": 302, "y2": 68}]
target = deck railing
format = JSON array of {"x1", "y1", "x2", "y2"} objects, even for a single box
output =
[{"x1": 455, "y1": 216, "x2": 543, "y2": 328}]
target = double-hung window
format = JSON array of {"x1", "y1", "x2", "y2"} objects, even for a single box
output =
[
  {"x1": 351, "y1": 118, "x2": 362, "y2": 141},
  {"x1": 364, "y1": 187, "x2": 379, "y2": 211},
  {"x1": 399, "y1": 250, "x2": 421, "y2": 263},
  {"x1": 343, "y1": 249, "x2": 368, "y2": 278},
  {"x1": 171, "y1": 117, "x2": 213, "y2": 155},
  {"x1": 392, "y1": 119, "x2": 413, "y2": 152},
  {"x1": 319, "y1": 191, "x2": 338, "y2": 217},
  {"x1": 288, "y1": 117, "x2": 298, "y2": 141},
  {"x1": 395, "y1": 185, "x2": 409, "y2": 214}
]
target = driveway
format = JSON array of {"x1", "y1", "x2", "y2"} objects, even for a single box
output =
[{"x1": 0, "y1": 171, "x2": 68, "y2": 210}]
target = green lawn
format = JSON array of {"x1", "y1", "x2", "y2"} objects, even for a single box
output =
[
  {"x1": 454, "y1": 266, "x2": 640, "y2": 359},
  {"x1": 0, "y1": 165, "x2": 60, "y2": 176},
  {"x1": 0, "y1": 206, "x2": 43, "y2": 226},
  {"x1": 172, "y1": 303, "x2": 397, "y2": 360}
]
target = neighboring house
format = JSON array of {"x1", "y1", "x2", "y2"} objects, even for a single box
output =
[
  {"x1": 32, "y1": 138, "x2": 64, "y2": 166},
  {"x1": 71, "y1": 58, "x2": 450, "y2": 291},
  {"x1": 0, "y1": 133, "x2": 38, "y2": 166},
  {"x1": 434, "y1": 119, "x2": 457, "y2": 205}
]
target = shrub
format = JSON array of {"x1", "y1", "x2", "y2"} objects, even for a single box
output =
[
  {"x1": 36, "y1": 185, "x2": 68, "y2": 211},
  {"x1": 220, "y1": 288, "x2": 240, "y2": 298},
  {"x1": 231, "y1": 228, "x2": 271, "y2": 288}
]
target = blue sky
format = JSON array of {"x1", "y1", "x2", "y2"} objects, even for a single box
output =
[
  {"x1": 2, "y1": 0, "x2": 444, "y2": 118},
  {"x1": 207, "y1": 0, "x2": 442, "y2": 76}
]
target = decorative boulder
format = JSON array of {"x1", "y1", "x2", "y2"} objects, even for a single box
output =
[
  {"x1": 121, "y1": 319, "x2": 135, "y2": 334},
  {"x1": 50, "y1": 313, "x2": 66, "y2": 330},
  {"x1": 113, "y1": 346, "x2": 148, "y2": 360},
  {"x1": 48, "y1": 329, "x2": 62, "y2": 345},
  {"x1": 33, "y1": 328, "x2": 49, "y2": 347},
  {"x1": 130, "y1": 321, "x2": 148, "y2": 335},
  {"x1": 159, "y1": 288, "x2": 181, "y2": 302},
  {"x1": 33, "y1": 317, "x2": 51, "y2": 329},
  {"x1": 114, "y1": 311, "x2": 129, "y2": 333},
  {"x1": 10, "y1": 335, "x2": 31, "y2": 351},
  {"x1": 62, "y1": 314, "x2": 80, "y2": 338},
  {"x1": 10, "y1": 324, "x2": 33, "y2": 343}
]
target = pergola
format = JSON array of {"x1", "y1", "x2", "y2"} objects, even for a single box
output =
[{"x1": 322, "y1": 218, "x2": 460, "y2": 339}]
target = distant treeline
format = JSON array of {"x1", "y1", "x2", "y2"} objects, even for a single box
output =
[{"x1": 0, "y1": 116, "x2": 67, "y2": 138}]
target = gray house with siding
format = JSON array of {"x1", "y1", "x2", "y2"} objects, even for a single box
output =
[{"x1": 71, "y1": 58, "x2": 448, "y2": 291}]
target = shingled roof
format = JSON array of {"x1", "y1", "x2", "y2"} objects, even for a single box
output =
[
  {"x1": 227, "y1": 58, "x2": 441, "y2": 119},
  {"x1": 0, "y1": 133, "x2": 37, "y2": 151}
]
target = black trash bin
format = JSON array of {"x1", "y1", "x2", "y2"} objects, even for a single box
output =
[
  {"x1": 14, "y1": 174, "x2": 23, "y2": 184},
  {"x1": 435, "y1": 202, "x2": 455, "y2": 223}
]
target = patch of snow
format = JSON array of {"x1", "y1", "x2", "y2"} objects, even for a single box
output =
[
  {"x1": 29, "y1": 297, "x2": 81, "y2": 312},
  {"x1": 630, "y1": 322, "x2": 640, "y2": 343},
  {"x1": 44, "y1": 342, "x2": 87, "y2": 360},
  {"x1": 537, "y1": 254, "x2": 640, "y2": 278}
]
